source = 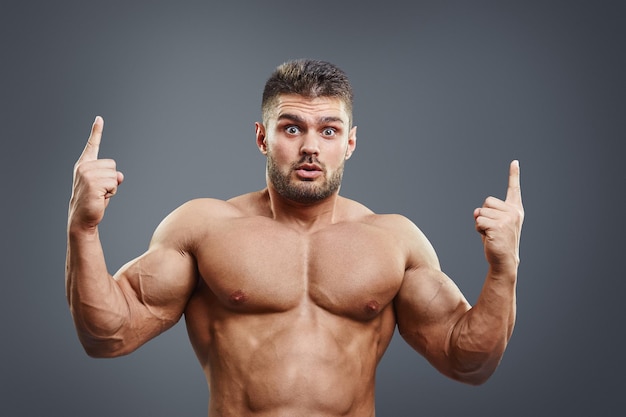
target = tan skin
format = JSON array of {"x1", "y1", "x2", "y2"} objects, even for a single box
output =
[{"x1": 66, "y1": 95, "x2": 524, "y2": 417}]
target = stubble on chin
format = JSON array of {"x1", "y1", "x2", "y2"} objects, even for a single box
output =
[{"x1": 266, "y1": 154, "x2": 344, "y2": 203}]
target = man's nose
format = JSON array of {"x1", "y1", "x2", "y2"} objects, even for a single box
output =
[{"x1": 300, "y1": 133, "x2": 320, "y2": 156}]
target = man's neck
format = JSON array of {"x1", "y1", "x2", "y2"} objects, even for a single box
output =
[{"x1": 263, "y1": 186, "x2": 342, "y2": 232}]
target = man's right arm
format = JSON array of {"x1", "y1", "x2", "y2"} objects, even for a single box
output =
[{"x1": 66, "y1": 117, "x2": 197, "y2": 357}]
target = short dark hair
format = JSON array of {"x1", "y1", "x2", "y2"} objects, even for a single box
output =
[{"x1": 261, "y1": 59, "x2": 354, "y2": 125}]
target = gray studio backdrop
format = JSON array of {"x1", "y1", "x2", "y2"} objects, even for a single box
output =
[{"x1": 1, "y1": 1, "x2": 624, "y2": 416}]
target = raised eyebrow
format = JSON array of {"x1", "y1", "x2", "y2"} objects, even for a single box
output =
[
  {"x1": 277, "y1": 113, "x2": 305, "y2": 124},
  {"x1": 276, "y1": 114, "x2": 345, "y2": 126},
  {"x1": 319, "y1": 116, "x2": 344, "y2": 125}
]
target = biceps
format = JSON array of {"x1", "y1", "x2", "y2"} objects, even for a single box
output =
[
  {"x1": 115, "y1": 245, "x2": 198, "y2": 328},
  {"x1": 395, "y1": 268, "x2": 469, "y2": 357}
]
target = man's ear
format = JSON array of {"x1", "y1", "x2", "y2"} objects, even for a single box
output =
[
  {"x1": 345, "y1": 126, "x2": 357, "y2": 160},
  {"x1": 255, "y1": 122, "x2": 267, "y2": 155}
]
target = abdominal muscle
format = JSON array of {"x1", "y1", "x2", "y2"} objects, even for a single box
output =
[{"x1": 186, "y1": 294, "x2": 394, "y2": 417}]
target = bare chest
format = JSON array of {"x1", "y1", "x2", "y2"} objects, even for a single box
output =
[{"x1": 194, "y1": 218, "x2": 406, "y2": 320}]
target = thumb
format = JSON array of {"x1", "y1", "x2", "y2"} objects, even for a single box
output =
[{"x1": 78, "y1": 116, "x2": 104, "y2": 161}]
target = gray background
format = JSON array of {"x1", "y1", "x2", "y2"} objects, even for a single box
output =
[{"x1": 1, "y1": 0, "x2": 624, "y2": 416}]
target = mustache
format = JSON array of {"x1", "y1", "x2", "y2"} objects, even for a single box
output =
[
  {"x1": 299, "y1": 154, "x2": 318, "y2": 164},
  {"x1": 293, "y1": 155, "x2": 324, "y2": 169}
]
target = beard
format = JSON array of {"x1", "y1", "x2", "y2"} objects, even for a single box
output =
[{"x1": 267, "y1": 152, "x2": 344, "y2": 204}]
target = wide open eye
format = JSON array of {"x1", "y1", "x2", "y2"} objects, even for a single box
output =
[
  {"x1": 322, "y1": 128, "x2": 336, "y2": 137},
  {"x1": 286, "y1": 125, "x2": 301, "y2": 135}
]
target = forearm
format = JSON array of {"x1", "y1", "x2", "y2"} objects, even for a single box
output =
[
  {"x1": 448, "y1": 265, "x2": 517, "y2": 384},
  {"x1": 449, "y1": 160, "x2": 523, "y2": 383},
  {"x1": 65, "y1": 226, "x2": 130, "y2": 356}
]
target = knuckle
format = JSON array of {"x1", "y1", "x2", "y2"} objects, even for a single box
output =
[
  {"x1": 101, "y1": 158, "x2": 117, "y2": 170},
  {"x1": 74, "y1": 161, "x2": 88, "y2": 176},
  {"x1": 484, "y1": 196, "x2": 498, "y2": 206},
  {"x1": 512, "y1": 207, "x2": 524, "y2": 223}
]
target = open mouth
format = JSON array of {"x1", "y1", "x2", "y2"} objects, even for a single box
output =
[{"x1": 295, "y1": 163, "x2": 323, "y2": 180}]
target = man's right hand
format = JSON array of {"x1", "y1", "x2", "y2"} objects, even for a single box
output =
[{"x1": 69, "y1": 116, "x2": 124, "y2": 231}]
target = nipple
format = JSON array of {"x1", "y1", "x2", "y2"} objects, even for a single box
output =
[
  {"x1": 229, "y1": 290, "x2": 248, "y2": 305},
  {"x1": 364, "y1": 300, "x2": 380, "y2": 314}
]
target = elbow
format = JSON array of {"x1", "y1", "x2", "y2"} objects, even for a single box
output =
[
  {"x1": 77, "y1": 332, "x2": 134, "y2": 359},
  {"x1": 447, "y1": 348, "x2": 505, "y2": 386},
  {"x1": 446, "y1": 321, "x2": 511, "y2": 385},
  {"x1": 451, "y1": 366, "x2": 496, "y2": 386},
  {"x1": 70, "y1": 308, "x2": 135, "y2": 358},
  {"x1": 83, "y1": 345, "x2": 127, "y2": 359}
]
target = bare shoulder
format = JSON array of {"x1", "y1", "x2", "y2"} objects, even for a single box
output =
[
  {"x1": 226, "y1": 190, "x2": 271, "y2": 216},
  {"x1": 149, "y1": 197, "x2": 243, "y2": 249},
  {"x1": 339, "y1": 196, "x2": 415, "y2": 232},
  {"x1": 346, "y1": 201, "x2": 439, "y2": 270}
]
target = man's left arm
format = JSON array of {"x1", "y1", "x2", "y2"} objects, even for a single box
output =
[{"x1": 395, "y1": 160, "x2": 524, "y2": 385}]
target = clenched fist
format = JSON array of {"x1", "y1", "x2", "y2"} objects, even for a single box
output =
[
  {"x1": 68, "y1": 116, "x2": 124, "y2": 231},
  {"x1": 474, "y1": 160, "x2": 524, "y2": 272}
]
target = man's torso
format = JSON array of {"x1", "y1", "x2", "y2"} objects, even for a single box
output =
[{"x1": 181, "y1": 192, "x2": 410, "y2": 416}]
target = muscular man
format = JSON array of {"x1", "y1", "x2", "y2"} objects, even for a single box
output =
[{"x1": 66, "y1": 59, "x2": 524, "y2": 416}]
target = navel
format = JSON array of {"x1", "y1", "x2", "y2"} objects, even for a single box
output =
[{"x1": 229, "y1": 289, "x2": 248, "y2": 305}]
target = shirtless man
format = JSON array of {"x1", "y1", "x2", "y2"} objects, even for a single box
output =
[{"x1": 66, "y1": 59, "x2": 524, "y2": 416}]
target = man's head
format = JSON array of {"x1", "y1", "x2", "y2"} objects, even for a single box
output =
[
  {"x1": 261, "y1": 59, "x2": 354, "y2": 127},
  {"x1": 257, "y1": 59, "x2": 357, "y2": 204}
]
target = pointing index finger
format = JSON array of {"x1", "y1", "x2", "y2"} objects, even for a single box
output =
[
  {"x1": 79, "y1": 116, "x2": 104, "y2": 161},
  {"x1": 505, "y1": 160, "x2": 522, "y2": 204}
]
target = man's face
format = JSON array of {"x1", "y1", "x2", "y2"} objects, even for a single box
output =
[{"x1": 256, "y1": 94, "x2": 357, "y2": 204}]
